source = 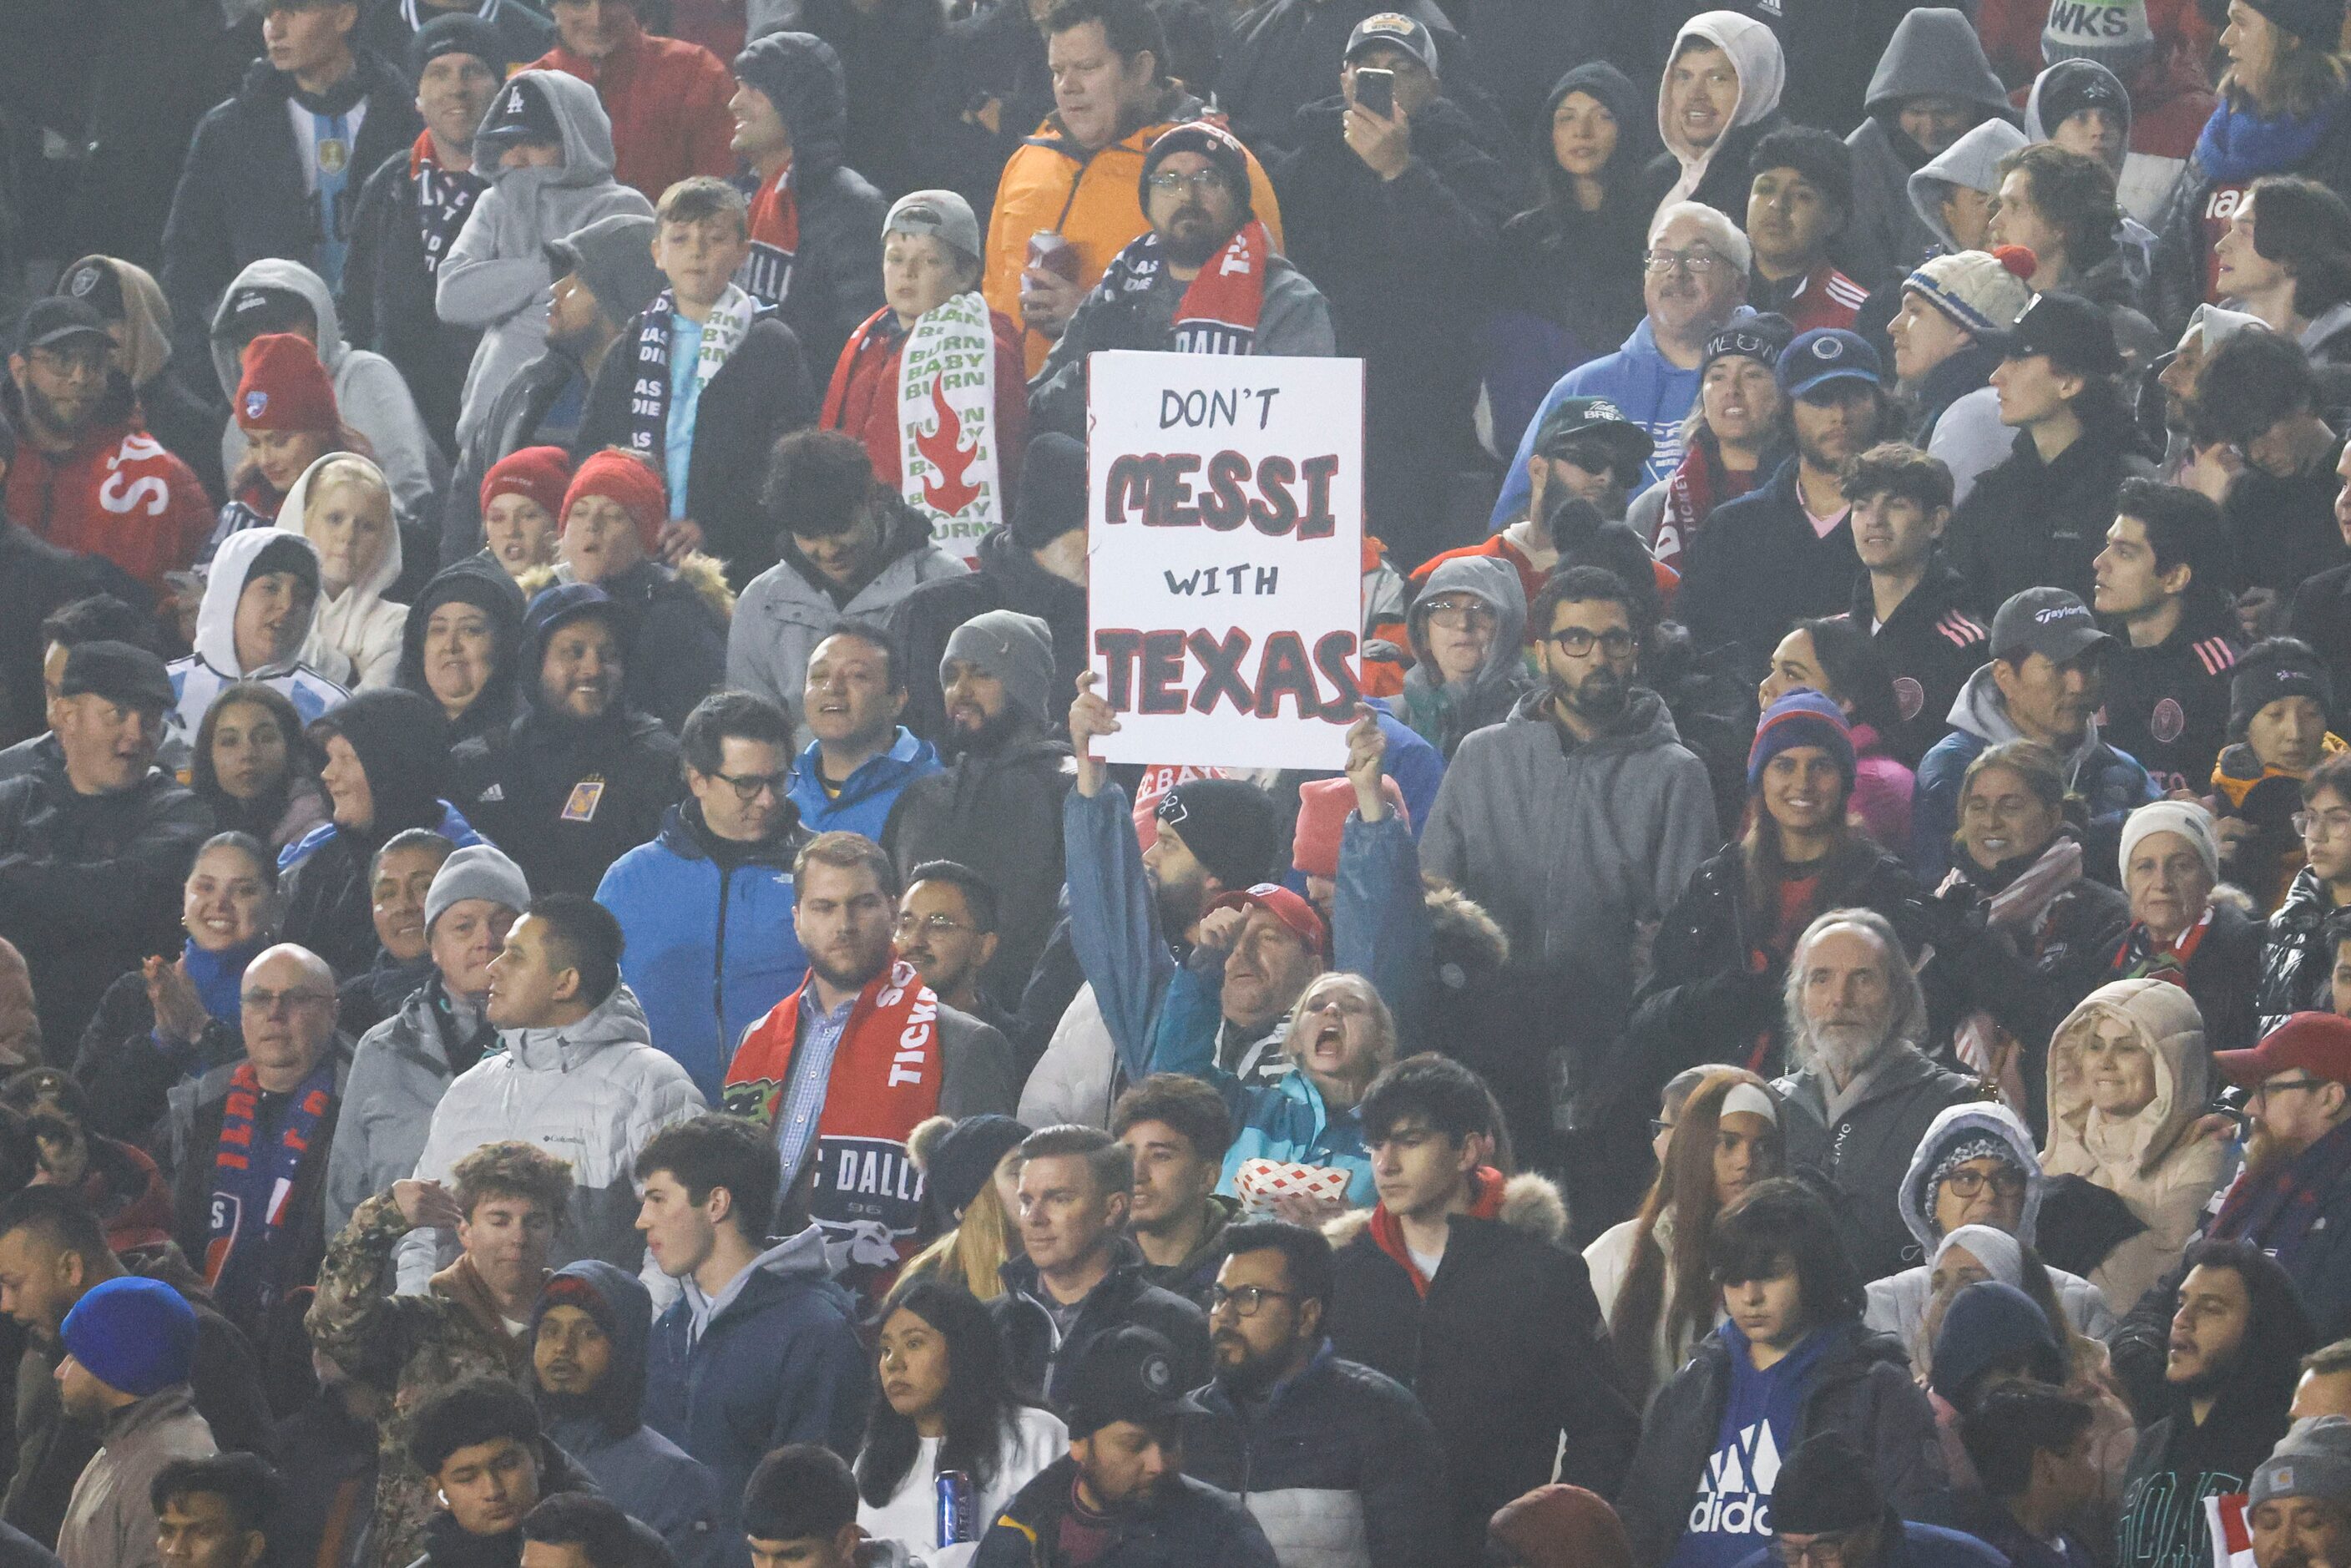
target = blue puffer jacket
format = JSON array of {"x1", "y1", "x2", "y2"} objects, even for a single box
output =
[
  {"x1": 783, "y1": 728, "x2": 942, "y2": 842},
  {"x1": 596, "y1": 802, "x2": 810, "y2": 1101}
]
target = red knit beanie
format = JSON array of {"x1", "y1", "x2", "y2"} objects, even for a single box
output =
[
  {"x1": 482, "y1": 445, "x2": 574, "y2": 518},
  {"x1": 1290, "y1": 775, "x2": 1409, "y2": 878},
  {"x1": 235, "y1": 333, "x2": 339, "y2": 432},
  {"x1": 559, "y1": 449, "x2": 667, "y2": 552}
]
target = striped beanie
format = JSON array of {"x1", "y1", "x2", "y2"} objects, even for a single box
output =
[
  {"x1": 2043, "y1": 0, "x2": 2155, "y2": 75},
  {"x1": 1904, "y1": 246, "x2": 2037, "y2": 336},
  {"x1": 1748, "y1": 688, "x2": 1856, "y2": 793}
]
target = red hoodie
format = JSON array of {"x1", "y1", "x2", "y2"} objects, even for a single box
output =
[
  {"x1": 5, "y1": 414, "x2": 212, "y2": 592},
  {"x1": 529, "y1": 15, "x2": 736, "y2": 203},
  {"x1": 1368, "y1": 1166, "x2": 1509, "y2": 1297}
]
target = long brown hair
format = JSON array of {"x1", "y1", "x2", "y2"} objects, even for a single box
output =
[{"x1": 1611, "y1": 1069, "x2": 1785, "y2": 1398}]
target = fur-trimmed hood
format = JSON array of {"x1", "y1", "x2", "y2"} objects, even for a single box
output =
[{"x1": 1323, "y1": 1170, "x2": 1566, "y2": 1249}]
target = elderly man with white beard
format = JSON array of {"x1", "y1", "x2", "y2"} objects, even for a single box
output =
[{"x1": 1771, "y1": 908, "x2": 1978, "y2": 1281}]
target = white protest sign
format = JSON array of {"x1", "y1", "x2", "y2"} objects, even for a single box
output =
[{"x1": 1085, "y1": 351, "x2": 1365, "y2": 771}]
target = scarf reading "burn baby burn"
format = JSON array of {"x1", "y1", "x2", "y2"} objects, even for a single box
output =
[
  {"x1": 621, "y1": 285, "x2": 760, "y2": 468},
  {"x1": 896, "y1": 291, "x2": 1000, "y2": 561},
  {"x1": 1092, "y1": 216, "x2": 1274, "y2": 354}
]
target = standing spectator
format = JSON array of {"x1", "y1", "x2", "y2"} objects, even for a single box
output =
[
  {"x1": 1752, "y1": 620, "x2": 1915, "y2": 849},
  {"x1": 1841, "y1": 11, "x2": 2014, "y2": 291},
  {"x1": 279, "y1": 454, "x2": 411, "y2": 690},
  {"x1": 333, "y1": 826, "x2": 451, "y2": 1043},
  {"x1": 342, "y1": 17, "x2": 508, "y2": 456},
  {"x1": 1393, "y1": 554, "x2": 1531, "y2": 764},
  {"x1": 1914, "y1": 120, "x2": 2033, "y2": 260},
  {"x1": 1744, "y1": 130, "x2": 1865, "y2": 330},
  {"x1": 2258, "y1": 753, "x2": 2351, "y2": 1029},
  {"x1": 1891, "y1": 250, "x2": 2039, "y2": 507},
  {"x1": 1987, "y1": 145, "x2": 2144, "y2": 315},
  {"x1": 0, "y1": 642, "x2": 210, "y2": 1056},
  {"x1": 2092, "y1": 480, "x2": 2242, "y2": 796},
  {"x1": 551, "y1": 454, "x2": 731, "y2": 734},
  {"x1": 2213, "y1": 176, "x2": 2351, "y2": 357},
  {"x1": 397, "y1": 558, "x2": 529, "y2": 746},
  {"x1": 402, "y1": 1380, "x2": 597, "y2": 1568},
  {"x1": 1, "y1": 594, "x2": 157, "y2": 786},
  {"x1": 1267, "y1": 13, "x2": 1511, "y2": 567},
  {"x1": 326, "y1": 842, "x2": 529, "y2": 1234},
  {"x1": 392, "y1": 894, "x2": 705, "y2": 1293},
  {"x1": 209, "y1": 328, "x2": 356, "y2": 539},
  {"x1": 597, "y1": 690, "x2": 810, "y2": 1103},
  {"x1": 635, "y1": 1115, "x2": 872, "y2": 1525},
  {"x1": 786, "y1": 624, "x2": 943, "y2": 839},
  {"x1": 1111, "y1": 1075, "x2": 1236, "y2": 1304},
  {"x1": 356, "y1": 1, "x2": 554, "y2": 83},
  {"x1": 2216, "y1": 640, "x2": 2346, "y2": 911},
  {"x1": 1770, "y1": 909, "x2": 1979, "y2": 1281},
  {"x1": 1629, "y1": 316, "x2": 1789, "y2": 571},
  {"x1": 1324, "y1": 1055, "x2": 1636, "y2": 1559},
  {"x1": 453, "y1": 584, "x2": 684, "y2": 898},
  {"x1": 530, "y1": 1262, "x2": 726, "y2": 1568},
  {"x1": 2110, "y1": 799, "x2": 2263, "y2": 1055},
  {"x1": 2196, "y1": 1014, "x2": 2351, "y2": 1339},
  {"x1": 4, "y1": 299, "x2": 214, "y2": 594},
  {"x1": 1912, "y1": 588, "x2": 2158, "y2": 886},
  {"x1": 52, "y1": 1279, "x2": 215, "y2": 1568},
  {"x1": 907, "y1": 0, "x2": 1055, "y2": 223},
  {"x1": 726, "y1": 32, "x2": 887, "y2": 382},
  {"x1": 897, "y1": 1114, "x2": 1028, "y2": 1302},
  {"x1": 439, "y1": 72, "x2": 655, "y2": 456},
  {"x1": 748, "y1": 0, "x2": 941, "y2": 200},
  {"x1": 306, "y1": 1142, "x2": 571, "y2": 1568},
  {"x1": 149, "y1": 1458, "x2": 278, "y2": 1568},
  {"x1": 894, "y1": 862, "x2": 1025, "y2": 1055},
  {"x1": 1642, "y1": 16, "x2": 1788, "y2": 229},
  {"x1": 730, "y1": 429, "x2": 968, "y2": 753},
  {"x1": 527, "y1": 0, "x2": 737, "y2": 204},
  {"x1": 575, "y1": 177, "x2": 818, "y2": 589},
  {"x1": 473, "y1": 449, "x2": 573, "y2": 584},
  {"x1": 159, "y1": 0, "x2": 422, "y2": 381},
  {"x1": 51, "y1": 255, "x2": 227, "y2": 504}
]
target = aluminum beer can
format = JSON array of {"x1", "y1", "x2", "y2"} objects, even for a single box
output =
[{"x1": 937, "y1": 1469, "x2": 975, "y2": 1545}]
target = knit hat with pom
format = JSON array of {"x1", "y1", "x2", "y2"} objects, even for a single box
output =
[{"x1": 1904, "y1": 245, "x2": 2038, "y2": 336}]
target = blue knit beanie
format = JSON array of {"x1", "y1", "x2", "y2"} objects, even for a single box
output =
[
  {"x1": 61, "y1": 1277, "x2": 196, "y2": 1398},
  {"x1": 1929, "y1": 1280, "x2": 2064, "y2": 1401},
  {"x1": 1747, "y1": 688, "x2": 1856, "y2": 794}
]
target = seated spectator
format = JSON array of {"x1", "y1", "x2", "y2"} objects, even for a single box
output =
[
  {"x1": 2217, "y1": 641, "x2": 2347, "y2": 911},
  {"x1": 894, "y1": 862, "x2": 1024, "y2": 1055},
  {"x1": 727, "y1": 33, "x2": 887, "y2": 382},
  {"x1": 2110, "y1": 799, "x2": 2263, "y2": 1054},
  {"x1": 476, "y1": 449, "x2": 572, "y2": 584},
  {"x1": 164, "y1": 530, "x2": 351, "y2": 773},
  {"x1": 552, "y1": 456, "x2": 731, "y2": 735},
  {"x1": 786, "y1": 623, "x2": 942, "y2": 838},
  {"x1": 3, "y1": 298, "x2": 213, "y2": 594},
  {"x1": 1326, "y1": 1055, "x2": 1635, "y2": 1558},
  {"x1": 1990, "y1": 144, "x2": 2146, "y2": 316},
  {"x1": 2246, "y1": 1417, "x2": 2351, "y2": 1568},
  {"x1": 2217, "y1": 177, "x2": 2351, "y2": 362},
  {"x1": 1913, "y1": 588, "x2": 2157, "y2": 885},
  {"x1": 1912, "y1": 116, "x2": 2030, "y2": 261},
  {"x1": 336, "y1": 827, "x2": 454, "y2": 1041},
  {"x1": 1393, "y1": 557, "x2": 1530, "y2": 763},
  {"x1": 1489, "y1": 1485, "x2": 1637, "y2": 1568},
  {"x1": 1953, "y1": 1382, "x2": 2103, "y2": 1568},
  {"x1": 440, "y1": 73, "x2": 655, "y2": 457},
  {"x1": 1110, "y1": 1075, "x2": 1236, "y2": 1305},
  {"x1": 729, "y1": 430, "x2": 969, "y2": 752},
  {"x1": 210, "y1": 331, "x2": 355, "y2": 540},
  {"x1": 526, "y1": 0, "x2": 736, "y2": 204},
  {"x1": 277, "y1": 456, "x2": 410, "y2": 690},
  {"x1": 1745, "y1": 130, "x2": 1865, "y2": 331},
  {"x1": 597, "y1": 690, "x2": 808, "y2": 1102},
  {"x1": 74, "y1": 832, "x2": 282, "y2": 1146},
  {"x1": 280, "y1": 687, "x2": 478, "y2": 979},
  {"x1": 1585, "y1": 1070, "x2": 1782, "y2": 1398},
  {"x1": 635, "y1": 1116, "x2": 870, "y2": 1530},
  {"x1": 576, "y1": 177, "x2": 816, "y2": 590},
  {"x1": 746, "y1": 1444, "x2": 912, "y2": 1568},
  {"x1": 0, "y1": 641, "x2": 210, "y2": 1056},
  {"x1": 1630, "y1": 316, "x2": 1790, "y2": 573},
  {"x1": 2092, "y1": 479, "x2": 2242, "y2": 797},
  {"x1": 2295, "y1": 1342, "x2": 2351, "y2": 1419},
  {"x1": 2259, "y1": 752, "x2": 2351, "y2": 1029},
  {"x1": 519, "y1": 1497, "x2": 673, "y2": 1568},
  {"x1": 151, "y1": 1455, "x2": 280, "y2": 1568},
  {"x1": 0, "y1": 593, "x2": 155, "y2": 788},
  {"x1": 394, "y1": 893, "x2": 704, "y2": 1292},
  {"x1": 326, "y1": 842, "x2": 529, "y2": 1233},
  {"x1": 1889, "y1": 250, "x2": 2039, "y2": 508},
  {"x1": 403, "y1": 1379, "x2": 596, "y2": 1568},
  {"x1": 897, "y1": 1113, "x2": 1029, "y2": 1302},
  {"x1": 50, "y1": 256, "x2": 225, "y2": 506},
  {"x1": 397, "y1": 559, "x2": 528, "y2": 746},
  {"x1": 1757, "y1": 619, "x2": 1915, "y2": 848},
  {"x1": 53, "y1": 1278, "x2": 215, "y2": 1568},
  {"x1": 531, "y1": 1262, "x2": 726, "y2": 1568},
  {"x1": 1743, "y1": 1434, "x2": 1995, "y2": 1568},
  {"x1": 1842, "y1": 11, "x2": 2013, "y2": 289},
  {"x1": 165, "y1": 942, "x2": 349, "y2": 1352},
  {"x1": 855, "y1": 1278, "x2": 1067, "y2": 1559},
  {"x1": 1641, "y1": 16, "x2": 1789, "y2": 230},
  {"x1": 0, "y1": 1069, "x2": 169, "y2": 1254},
  {"x1": 186, "y1": 684, "x2": 333, "y2": 852},
  {"x1": 970, "y1": 1327, "x2": 1279, "y2": 1565},
  {"x1": 307, "y1": 1141, "x2": 573, "y2": 1568},
  {"x1": 2189, "y1": 332, "x2": 2348, "y2": 623}
]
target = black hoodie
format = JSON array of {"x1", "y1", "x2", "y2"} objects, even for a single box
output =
[
  {"x1": 1496, "y1": 63, "x2": 1654, "y2": 369},
  {"x1": 396, "y1": 557, "x2": 529, "y2": 748}
]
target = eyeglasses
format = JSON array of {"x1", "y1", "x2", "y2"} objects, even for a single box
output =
[
  {"x1": 893, "y1": 912, "x2": 973, "y2": 939},
  {"x1": 709, "y1": 769, "x2": 789, "y2": 802},
  {"x1": 1773, "y1": 1531, "x2": 1868, "y2": 1568},
  {"x1": 1940, "y1": 1167, "x2": 2029, "y2": 1199},
  {"x1": 29, "y1": 345, "x2": 109, "y2": 381},
  {"x1": 1422, "y1": 599, "x2": 1497, "y2": 630},
  {"x1": 1206, "y1": 1283, "x2": 1298, "y2": 1318},
  {"x1": 1545, "y1": 627, "x2": 1638, "y2": 658},
  {"x1": 1645, "y1": 249, "x2": 1722, "y2": 275},
  {"x1": 2295, "y1": 809, "x2": 2351, "y2": 841},
  {"x1": 1147, "y1": 169, "x2": 1230, "y2": 195},
  {"x1": 2252, "y1": 1075, "x2": 2331, "y2": 1101},
  {"x1": 241, "y1": 989, "x2": 335, "y2": 1014}
]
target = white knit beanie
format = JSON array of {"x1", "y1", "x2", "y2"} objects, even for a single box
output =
[
  {"x1": 1903, "y1": 245, "x2": 2039, "y2": 336},
  {"x1": 2119, "y1": 799, "x2": 2222, "y2": 884}
]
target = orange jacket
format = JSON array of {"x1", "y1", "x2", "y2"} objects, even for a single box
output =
[
  {"x1": 983, "y1": 92, "x2": 1284, "y2": 377},
  {"x1": 529, "y1": 19, "x2": 736, "y2": 204}
]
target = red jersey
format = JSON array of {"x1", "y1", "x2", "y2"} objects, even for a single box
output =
[{"x1": 5, "y1": 420, "x2": 212, "y2": 592}]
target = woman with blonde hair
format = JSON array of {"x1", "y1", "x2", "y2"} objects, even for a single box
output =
[
  {"x1": 282, "y1": 453, "x2": 408, "y2": 688},
  {"x1": 900, "y1": 1114, "x2": 1029, "y2": 1300}
]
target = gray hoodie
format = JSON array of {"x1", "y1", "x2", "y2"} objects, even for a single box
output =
[
  {"x1": 325, "y1": 980, "x2": 488, "y2": 1237},
  {"x1": 1399, "y1": 554, "x2": 1533, "y2": 760},
  {"x1": 1909, "y1": 117, "x2": 2030, "y2": 254},
  {"x1": 1846, "y1": 10, "x2": 2015, "y2": 286},
  {"x1": 438, "y1": 71, "x2": 655, "y2": 453},
  {"x1": 207, "y1": 257, "x2": 446, "y2": 521}
]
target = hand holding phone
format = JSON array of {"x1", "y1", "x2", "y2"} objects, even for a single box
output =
[{"x1": 1352, "y1": 66, "x2": 1394, "y2": 119}]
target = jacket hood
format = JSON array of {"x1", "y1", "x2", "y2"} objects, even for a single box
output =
[
  {"x1": 1909, "y1": 118, "x2": 2029, "y2": 248},
  {"x1": 397, "y1": 556, "x2": 528, "y2": 702},
  {"x1": 194, "y1": 527, "x2": 328, "y2": 678},
  {"x1": 64, "y1": 256, "x2": 174, "y2": 386},
  {"x1": 734, "y1": 31, "x2": 850, "y2": 184},
  {"x1": 534, "y1": 1258, "x2": 651, "y2": 1433},
  {"x1": 207, "y1": 258, "x2": 348, "y2": 402},
  {"x1": 1325, "y1": 1169, "x2": 1565, "y2": 1249},
  {"x1": 311, "y1": 686, "x2": 453, "y2": 835},
  {"x1": 1504, "y1": 680, "x2": 1683, "y2": 751},
  {"x1": 2045, "y1": 977, "x2": 2209, "y2": 1176},
  {"x1": 1542, "y1": 63, "x2": 1651, "y2": 203},
  {"x1": 1865, "y1": 9, "x2": 2010, "y2": 117},
  {"x1": 1404, "y1": 554, "x2": 1529, "y2": 699},
  {"x1": 1947, "y1": 664, "x2": 2111, "y2": 775},
  {"x1": 503, "y1": 982, "x2": 653, "y2": 1070},
  {"x1": 1899, "y1": 1100, "x2": 2044, "y2": 1252},
  {"x1": 279, "y1": 451, "x2": 405, "y2": 627},
  {"x1": 1657, "y1": 14, "x2": 1785, "y2": 169},
  {"x1": 481, "y1": 70, "x2": 622, "y2": 194},
  {"x1": 2024, "y1": 59, "x2": 2134, "y2": 145}
]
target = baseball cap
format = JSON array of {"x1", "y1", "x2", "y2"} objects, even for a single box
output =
[
  {"x1": 475, "y1": 75, "x2": 564, "y2": 162},
  {"x1": 1064, "y1": 1327, "x2": 1207, "y2": 1437},
  {"x1": 1533, "y1": 396, "x2": 1655, "y2": 473},
  {"x1": 2215, "y1": 1012, "x2": 2351, "y2": 1089},
  {"x1": 57, "y1": 260, "x2": 126, "y2": 321},
  {"x1": 1777, "y1": 328, "x2": 1883, "y2": 399},
  {"x1": 58, "y1": 641, "x2": 174, "y2": 714},
  {"x1": 224, "y1": 286, "x2": 314, "y2": 345},
  {"x1": 16, "y1": 297, "x2": 113, "y2": 357},
  {"x1": 1206, "y1": 883, "x2": 1329, "y2": 958},
  {"x1": 884, "y1": 190, "x2": 982, "y2": 268},
  {"x1": 1986, "y1": 291, "x2": 2126, "y2": 377},
  {"x1": 1343, "y1": 11, "x2": 1438, "y2": 72},
  {"x1": 1990, "y1": 586, "x2": 2112, "y2": 665}
]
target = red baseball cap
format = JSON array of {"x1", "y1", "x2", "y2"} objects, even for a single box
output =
[
  {"x1": 2214, "y1": 1012, "x2": 2351, "y2": 1088},
  {"x1": 1206, "y1": 883, "x2": 1327, "y2": 958}
]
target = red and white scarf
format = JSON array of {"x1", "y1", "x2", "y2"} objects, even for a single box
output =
[
  {"x1": 1094, "y1": 217, "x2": 1274, "y2": 355},
  {"x1": 740, "y1": 162, "x2": 797, "y2": 307}
]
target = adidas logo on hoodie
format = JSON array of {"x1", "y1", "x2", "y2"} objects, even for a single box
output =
[{"x1": 1688, "y1": 1422, "x2": 1785, "y2": 1536}]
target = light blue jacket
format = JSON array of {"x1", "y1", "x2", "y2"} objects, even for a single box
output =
[{"x1": 783, "y1": 727, "x2": 942, "y2": 842}]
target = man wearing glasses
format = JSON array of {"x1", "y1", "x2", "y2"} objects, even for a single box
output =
[
  {"x1": 2199, "y1": 1013, "x2": 2351, "y2": 1342},
  {"x1": 597, "y1": 690, "x2": 810, "y2": 1105},
  {"x1": 2253, "y1": 748, "x2": 2351, "y2": 1033},
  {"x1": 1737, "y1": 1435, "x2": 2000, "y2": 1568}
]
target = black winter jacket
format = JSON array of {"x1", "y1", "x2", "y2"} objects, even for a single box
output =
[
  {"x1": 2100, "y1": 598, "x2": 2242, "y2": 797},
  {"x1": 594, "y1": 558, "x2": 732, "y2": 733},
  {"x1": 908, "y1": 0, "x2": 1054, "y2": 225},
  {"x1": 0, "y1": 522, "x2": 136, "y2": 749},
  {"x1": 450, "y1": 706, "x2": 684, "y2": 898},
  {"x1": 1948, "y1": 407, "x2": 2156, "y2": 611},
  {"x1": 1677, "y1": 458, "x2": 1867, "y2": 682},
  {"x1": 1614, "y1": 1321, "x2": 1950, "y2": 1568},
  {"x1": 971, "y1": 1454, "x2": 1279, "y2": 1568},
  {"x1": 1849, "y1": 562, "x2": 1987, "y2": 771},
  {"x1": 2101, "y1": 898, "x2": 2265, "y2": 1056},
  {"x1": 1774, "y1": 1046, "x2": 1984, "y2": 1282},
  {"x1": 989, "y1": 1246, "x2": 1211, "y2": 1415},
  {"x1": 2291, "y1": 562, "x2": 2351, "y2": 708},
  {"x1": 160, "y1": 53, "x2": 422, "y2": 405},
  {"x1": 342, "y1": 143, "x2": 486, "y2": 454},
  {"x1": 2258, "y1": 866, "x2": 2339, "y2": 1035},
  {"x1": 1219, "y1": 0, "x2": 1500, "y2": 159},
  {"x1": 73, "y1": 971, "x2": 245, "y2": 1150},
  {"x1": 887, "y1": 526, "x2": 1087, "y2": 746},
  {"x1": 756, "y1": 0, "x2": 941, "y2": 199}
]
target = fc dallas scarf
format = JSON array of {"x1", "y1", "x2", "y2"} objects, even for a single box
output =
[
  {"x1": 740, "y1": 164, "x2": 798, "y2": 307},
  {"x1": 895, "y1": 291, "x2": 999, "y2": 564},
  {"x1": 621, "y1": 285, "x2": 759, "y2": 477},
  {"x1": 723, "y1": 960, "x2": 945, "y2": 1284},
  {"x1": 411, "y1": 133, "x2": 487, "y2": 278},
  {"x1": 1092, "y1": 218, "x2": 1273, "y2": 354},
  {"x1": 205, "y1": 1058, "x2": 336, "y2": 1322}
]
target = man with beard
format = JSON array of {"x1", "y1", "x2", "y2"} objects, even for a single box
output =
[
  {"x1": 721, "y1": 832, "x2": 1017, "y2": 1292},
  {"x1": 2247, "y1": 1417, "x2": 2351, "y2": 1568},
  {"x1": 1676, "y1": 328, "x2": 1893, "y2": 684},
  {"x1": 2115, "y1": 1242, "x2": 2317, "y2": 1568},
  {"x1": 1028, "y1": 122, "x2": 1333, "y2": 439},
  {"x1": 882, "y1": 610, "x2": 1075, "y2": 1013},
  {"x1": 894, "y1": 860, "x2": 1028, "y2": 1057},
  {"x1": 1768, "y1": 908, "x2": 1977, "y2": 1282},
  {"x1": 1179, "y1": 1219, "x2": 1448, "y2": 1567}
]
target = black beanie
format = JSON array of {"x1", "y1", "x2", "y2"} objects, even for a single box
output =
[
  {"x1": 1011, "y1": 433, "x2": 1087, "y2": 550},
  {"x1": 2247, "y1": 0, "x2": 2346, "y2": 47},
  {"x1": 412, "y1": 13, "x2": 509, "y2": 81},
  {"x1": 1155, "y1": 777, "x2": 1281, "y2": 892},
  {"x1": 1771, "y1": 1436, "x2": 1885, "y2": 1535},
  {"x1": 1140, "y1": 121, "x2": 1254, "y2": 217},
  {"x1": 924, "y1": 1115, "x2": 1031, "y2": 1224},
  {"x1": 2231, "y1": 637, "x2": 2334, "y2": 738},
  {"x1": 247, "y1": 532, "x2": 321, "y2": 597}
]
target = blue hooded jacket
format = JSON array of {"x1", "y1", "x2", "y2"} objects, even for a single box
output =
[
  {"x1": 784, "y1": 727, "x2": 942, "y2": 842},
  {"x1": 534, "y1": 1260, "x2": 728, "y2": 1568}
]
